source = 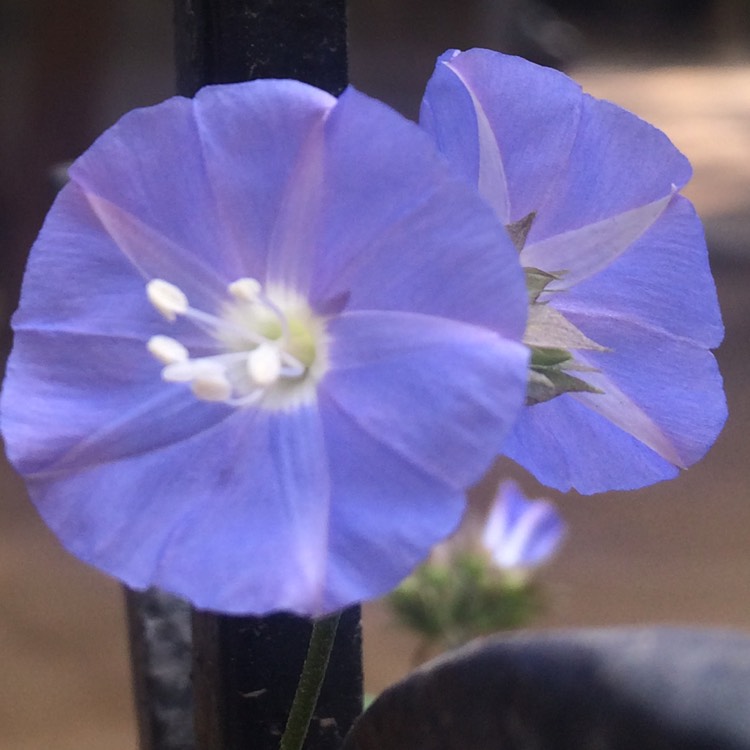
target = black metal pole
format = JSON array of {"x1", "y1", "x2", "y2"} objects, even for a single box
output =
[
  {"x1": 192, "y1": 607, "x2": 362, "y2": 750},
  {"x1": 126, "y1": 588, "x2": 195, "y2": 750},
  {"x1": 174, "y1": 0, "x2": 348, "y2": 97},
  {"x1": 177, "y1": 2, "x2": 358, "y2": 749},
  {"x1": 127, "y1": 2, "x2": 354, "y2": 748}
]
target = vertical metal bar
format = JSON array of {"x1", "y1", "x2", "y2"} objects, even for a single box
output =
[
  {"x1": 126, "y1": 1, "x2": 353, "y2": 745},
  {"x1": 174, "y1": 0, "x2": 348, "y2": 97},
  {"x1": 125, "y1": 588, "x2": 195, "y2": 750},
  {"x1": 192, "y1": 608, "x2": 362, "y2": 750},
  {"x1": 127, "y1": 2, "x2": 357, "y2": 749}
]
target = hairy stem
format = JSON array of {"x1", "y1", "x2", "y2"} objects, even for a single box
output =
[{"x1": 279, "y1": 612, "x2": 342, "y2": 750}]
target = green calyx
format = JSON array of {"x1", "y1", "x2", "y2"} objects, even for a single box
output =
[
  {"x1": 506, "y1": 211, "x2": 537, "y2": 252},
  {"x1": 505, "y1": 210, "x2": 607, "y2": 407},
  {"x1": 525, "y1": 266, "x2": 564, "y2": 303},
  {"x1": 530, "y1": 346, "x2": 572, "y2": 368},
  {"x1": 388, "y1": 553, "x2": 540, "y2": 649},
  {"x1": 527, "y1": 345, "x2": 603, "y2": 405}
]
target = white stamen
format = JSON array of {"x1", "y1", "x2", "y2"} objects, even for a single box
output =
[
  {"x1": 162, "y1": 359, "x2": 225, "y2": 383},
  {"x1": 147, "y1": 279, "x2": 189, "y2": 321},
  {"x1": 192, "y1": 371, "x2": 233, "y2": 401},
  {"x1": 228, "y1": 277, "x2": 262, "y2": 302},
  {"x1": 147, "y1": 335, "x2": 189, "y2": 365},
  {"x1": 146, "y1": 277, "x2": 324, "y2": 409},
  {"x1": 247, "y1": 342, "x2": 282, "y2": 386},
  {"x1": 162, "y1": 361, "x2": 197, "y2": 383}
]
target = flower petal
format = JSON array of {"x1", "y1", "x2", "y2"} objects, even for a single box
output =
[
  {"x1": 482, "y1": 480, "x2": 565, "y2": 569},
  {"x1": 82, "y1": 190, "x2": 229, "y2": 305},
  {"x1": 504, "y1": 396, "x2": 680, "y2": 494},
  {"x1": 420, "y1": 48, "x2": 583, "y2": 225},
  {"x1": 553, "y1": 196, "x2": 723, "y2": 348},
  {"x1": 10, "y1": 184, "x2": 213, "y2": 341},
  {"x1": 569, "y1": 311, "x2": 726, "y2": 466},
  {"x1": 504, "y1": 313, "x2": 726, "y2": 492},
  {"x1": 25, "y1": 406, "x2": 332, "y2": 616},
  {"x1": 70, "y1": 80, "x2": 337, "y2": 290},
  {"x1": 70, "y1": 94, "x2": 238, "y2": 287},
  {"x1": 528, "y1": 92, "x2": 692, "y2": 244},
  {"x1": 309, "y1": 87, "x2": 527, "y2": 339},
  {"x1": 1, "y1": 329, "x2": 231, "y2": 477},
  {"x1": 192, "y1": 80, "x2": 336, "y2": 286},
  {"x1": 521, "y1": 192, "x2": 674, "y2": 291},
  {"x1": 424, "y1": 51, "x2": 511, "y2": 223},
  {"x1": 319, "y1": 390, "x2": 465, "y2": 610},
  {"x1": 263, "y1": 117, "x2": 326, "y2": 294},
  {"x1": 420, "y1": 50, "x2": 691, "y2": 244},
  {"x1": 322, "y1": 310, "x2": 529, "y2": 489}
]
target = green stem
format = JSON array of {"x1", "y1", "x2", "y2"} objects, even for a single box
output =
[{"x1": 279, "y1": 611, "x2": 341, "y2": 750}]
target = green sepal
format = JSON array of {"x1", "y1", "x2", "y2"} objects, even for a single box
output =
[
  {"x1": 388, "y1": 553, "x2": 542, "y2": 648},
  {"x1": 530, "y1": 346, "x2": 573, "y2": 368},
  {"x1": 388, "y1": 564, "x2": 455, "y2": 641},
  {"x1": 527, "y1": 366, "x2": 603, "y2": 405},
  {"x1": 524, "y1": 267, "x2": 564, "y2": 303},
  {"x1": 506, "y1": 211, "x2": 537, "y2": 252}
]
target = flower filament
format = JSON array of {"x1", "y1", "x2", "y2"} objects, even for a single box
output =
[{"x1": 145, "y1": 278, "x2": 326, "y2": 409}]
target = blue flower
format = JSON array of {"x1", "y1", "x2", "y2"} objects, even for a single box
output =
[
  {"x1": 481, "y1": 480, "x2": 565, "y2": 571},
  {"x1": 1, "y1": 80, "x2": 530, "y2": 616},
  {"x1": 421, "y1": 49, "x2": 727, "y2": 493}
]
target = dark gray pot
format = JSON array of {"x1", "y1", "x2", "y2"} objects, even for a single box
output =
[{"x1": 344, "y1": 627, "x2": 750, "y2": 750}]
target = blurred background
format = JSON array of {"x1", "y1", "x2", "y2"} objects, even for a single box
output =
[{"x1": 1, "y1": 0, "x2": 749, "y2": 747}]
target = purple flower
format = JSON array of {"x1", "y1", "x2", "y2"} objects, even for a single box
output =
[
  {"x1": 481, "y1": 480, "x2": 565, "y2": 570},
  {"x1": 421, "y1": 49, "x2": 727, "y2": 493},
  {"x1": 0, "y1": 80, "x2": 530, "y2": 616}
]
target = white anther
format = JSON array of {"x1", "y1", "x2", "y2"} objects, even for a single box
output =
[
  {"x1": 247, "y1": 342, "x2": 282, "y2": 387},
  {"x1": 147, "y1": 335, "x2": 189, "y2": 365},
  {"x1": 228, "y1": 277, "x2": 262, "y2": 302},
  {"x1": 162, "y1": 359, "x2": 233, "y2": 402},
  {"x1": 191, "y1": 371, "x2": 233, "y2": 402},
  {"x1": 147, "y1": 279, "x2": 189, "y2": 321},
  {"x1": 162, "y1": 361, "x2": 198, "y2": 383},
  {"x1": 162, "y1": 359, "x2": 224, "y2": 383}
]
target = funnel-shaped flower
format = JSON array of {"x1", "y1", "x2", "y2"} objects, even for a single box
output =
[
  {"x1": 388, "y1": 480, "x2": 564, "y2": 646},
  {"x1": 481, "y1": 480, "x2": 565, "y2": 570},
  {"x1": 1, "y1": 80, "x2": 530, "y2": 616},
  {"x1": 421, "y1": 49, "x2": 726, "y2": 493}
]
